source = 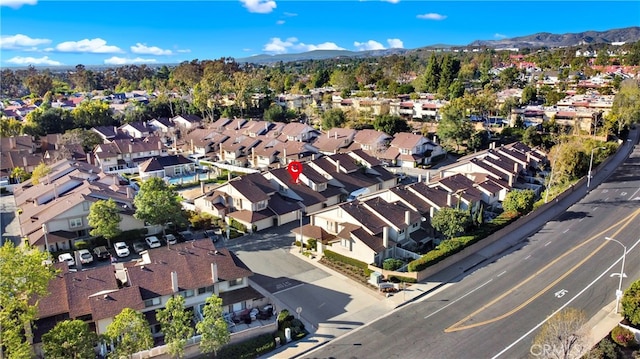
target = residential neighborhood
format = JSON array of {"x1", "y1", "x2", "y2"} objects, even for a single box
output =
[{"x1": 1, "y1": 22, "x2": 640, "y2": 359}]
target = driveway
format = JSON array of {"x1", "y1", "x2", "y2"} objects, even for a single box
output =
[
  {"x1": 1, "y1": 194, "x2": 22, "y2": 246},
  {"x1": 221, "y1": 220, "x2": 388, "y2": 338}
]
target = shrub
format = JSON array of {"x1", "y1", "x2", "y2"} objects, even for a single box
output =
[
  {"x1": 611, "y1": 325, "x2": 637, "y2": 348},
  {"x1": 74, "y1": 240, "x2": 89, "y2": 250},
  {"x1": 388, "y1": 275, "x2": 417, "y2": 283},
  {"x1": 592, "y1": 337, "x2": 620, "y2": 359},
  {"x1": 324, "y1": 250, "x2": 369, "y2": 271},
  {"x1": 383, "y1": 258, "x2": 404, "y2": 271},
  {"x1": 216, "y1": 333, "x2": 275, "y2": 359},
  {"x1": 306, "y1": 238, "x2": 317, "y2": 251},
  {"x1": 230, "y1": 218, "x2": 247, "y2": 232}
]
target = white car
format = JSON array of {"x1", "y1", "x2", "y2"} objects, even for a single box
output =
[
  {"x1": 145, "y1": 236, "x2": 161, "y2": 248},
  {"x1": 164, "y1": 234, "x2": 177, "y2": 245},
  {"x1": 58, "y1": 253, "x2": 75, "y2": 267},
  {"x1": 77, "y1": 249, "x2": 94, "y2": 264},
  {"x1": 114, "y1": 242, "x2": 130, "y2": 257}
]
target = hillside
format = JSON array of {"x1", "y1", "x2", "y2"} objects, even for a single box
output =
[{"x1": 469, "y1": 26, "x2": 640, "y2": 48}]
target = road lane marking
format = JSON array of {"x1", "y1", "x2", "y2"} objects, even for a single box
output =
[
  {"x1": 593, "y1": 207, "x2": 599, "y2": 211},
  {"x1": 579, "y1": 218, "x2": 585, "y2": 222},
  {"x1": 554, "y1": 289, "x2": 568, "y2": 298},
  {"x1": 562, "y1": 229, "x2": 569, "y2": 233},
  {"x1": 445, "y1": 208, "x2": 640, "y2": 333},
  {"x1": 544, "y1": 241, "x2": 551, "y2": 246},
  {"x1": 629, "y1": 186, "x2": 640, "y2": 200},
  {"x1": 273, "y1": 283, "x2": 304, "y2": 295},
  {"x1": 491, "y1": 237, "x2": 640, "y2": 359},
  {"x1": 524, "y1": 255, "x2": 531, "y2": 260},
  {"x1": 424, "y1": 279, "x2": 493, "y2": 319},
  {"x1": 497, "y1": 271, "x2": 507, "y2": 277}
]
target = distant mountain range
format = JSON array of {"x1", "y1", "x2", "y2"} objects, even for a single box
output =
[{"x1": 236, "y1": 26, "x2": 640, "y2": 64}]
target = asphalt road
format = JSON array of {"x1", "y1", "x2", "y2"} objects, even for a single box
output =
[{"x1": 306, "y1": 144, "x2": 640, "y2": 359}]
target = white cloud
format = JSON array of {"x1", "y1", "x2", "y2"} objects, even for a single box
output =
[
  {"x1": 417, "y1": 13, "x2": 447, "y2": 20},
  {"x1": 242, "y1": 48, "x2": 252, "y2": 52},
  {"x1": 6, "y1": 56, "x2": 62, "y2": 66},
  {"x1": 283, "y1": 12, "x2": 297, "y2": 17},
  {"x1": 54, "y1": 38, "x2": 122, "y2": 53},
  {"x1": 176, "y1": 49, "x2": 191, "y2": 53},
  {"x1": 494, "y1": 33, "x2": 507, "y2": 39},
  {"x1": 104, "y1": 56, "x2": 157, "y2": 65},
  {"x1": 263, "y1": 37, "x2": 344, "y2": 54},
  {"x1": 131, "y1": 43, "x2": 172, "y2": 55},
  {"x1": 0, "y1": 34, "x2": 51, "y2": 49},
  {"x1": 382, "y1": 0, "x2": 400, "y2": 3},
  {"x1": 276, "y1": 20, "x2": 285, "y2": 25},
  {"x1": 0, "y1": 0, "x2": 37, "y2": 9},
  {"x1": 387, "y1": 38, "x2": 404, "y2": 48},
  {"x1": 354, "y1": 40, "x2": 385, "y2": 51},
  {"x1": 239, "y1": 0, "x2": 276, "y2": 14}
]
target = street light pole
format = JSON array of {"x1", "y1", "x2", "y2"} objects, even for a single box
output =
[
  {"x1": 587, "y1": 147, "x2": 606, "y2": 189},
  {"x1": 42, "y1": 223, "x2": 49, "y2": 252},
  {"x1": 605, "y1": 236, "x2": 627, "y2": 314}
]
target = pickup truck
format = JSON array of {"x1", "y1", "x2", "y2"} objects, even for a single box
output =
[{"x1": 93, "y1": 246, "x2": 110, "y2": 260}]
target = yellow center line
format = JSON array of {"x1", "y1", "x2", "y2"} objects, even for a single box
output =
[{"x1": 444, "y1": 208, "x2": 640, "y2": 333}]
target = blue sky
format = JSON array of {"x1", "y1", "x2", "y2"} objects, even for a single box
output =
[{"x1": 1, "y1": 0, "x2": 639, "y2": 67}]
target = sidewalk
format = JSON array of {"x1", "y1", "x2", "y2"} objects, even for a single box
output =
[{"x1": 266, "y1": 129, "x2": 639, "y2": 358}]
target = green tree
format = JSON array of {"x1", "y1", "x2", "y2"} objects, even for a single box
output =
[
  {"x1": 431, "y1": 207, "x2": 470, "y2": 239},
  {"x1": 42, "y1": 320, "x2": 98, "y2": 359},
  {"x1": 502, "y1": 189, "x2": 536, "y2": 215},
  {"x1": 0, "y1": 242, "x2": 57, "y2": 359},
  {"x1": 522, "y1": 85, "x2": 537, "y2": 105},
  {"x1": 595, "y1": 49, "x2": 609, "y2": 66},
  {"x1": 610, "y1": 79, "x2": 640, "y2": 135},
  {"x1": 522, "y1": 126, "x2": 542, "y2": 147},
  {"x1": 448, "y1": 79, "x2": 465, "y2": 100},
  {"x1": 24, "y1": 72, "x2": 53, "y2": 97},
  {"x1": 10, "y1": 167, "x2": 29, "y2": 183},
  {"x1": 621, "y1": 279, "x2": 640, "y2": 326},
  {"x1": 372, "y1": 114, "x2": 409, "y2": 136},
  {"x1": 61, "y1": 128, "x2": 104, "y2": 153},
  {"x1": 437, "y1": 98, "x2": 473, "y2": 151},
  {"x1": 422, "y1": 53, "x2": 440, "y2": 93},
  {"x1": 196, "y1": 295, "x2": 230, "y2": 355},
  {"x1": 0, "y1": 118, "x2": 24, "y2": 137},
  {"x1": 321, "y1": 108, "x2": 347, "y2": 130},
  {"x1": 531, "y1": 308, "x2": 588, "y2": 359},
  {"x1": 263, "y1": 104, "x2": 296, "y2": 123},
  {"x1": 134, "y1": 177, "x2": 187, "y2": 235},
  {"x1": 72, "y1": 100, "x2": 114, "y2": 128},
  {"x1": 499, "y1": 67, "x2": 519, "y2": 89},
  {"x1": 88, "y1": 199, "x2": 122, "y2": 247},
  {"x1": 30, "y1": 162, "x2": 51, "y2": 185},
  {"x1": 106, "y1": 308, "x2": 153, "y2": 358},
  {"x1": 437, "y1": 54, "x2": 459, "y2": 96},
  {"x1": 157, "y1": 295, "x2": 194, "y2": 358},
  {"x1": 24, "y1": 107, "x2": 75, "y2": 136},
  {"x1": 330, "y1": 69, "x2": 357, "y2": 91}
]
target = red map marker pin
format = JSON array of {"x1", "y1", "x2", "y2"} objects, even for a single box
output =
[{"x1": 287, "y1": 161, "x2": 303, "y2": 184}]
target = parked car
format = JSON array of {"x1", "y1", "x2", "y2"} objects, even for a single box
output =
[
  {"x1": 77, "y1": 249, "x2": 94, "y2": 264},
  {"x1": 114, "y1": 242, "x2": 130, "y2": 257},
  {"x1": 132, "y1": 241, "x2": 146, "y2": 254},
  {"x1": 93, "y1": 246, "x2": 110, "y2": 260},
  {"x1": 164, "y1": 234, "x2": 177, "y2": 245},
  {"x1": 205, "y1": 229, "x2": 219, "y2": 242},
  {"x1": 58, "y1": 253, "x2": 75, "y2": 267},
  {"x1": 178, "y1": 230, "x2": 194, "y2": 241},
  {"x1": 145, "y1": 236, "x2": 161, "y2": 249}
]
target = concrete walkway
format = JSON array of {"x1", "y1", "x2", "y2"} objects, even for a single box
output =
[{"x1": 265, "y1": 130, "x2": 639, "y2": 359}]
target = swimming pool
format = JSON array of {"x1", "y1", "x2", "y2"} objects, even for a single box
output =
[{"x1": 167, "y1": 174, "x2": 198, "y2": 185}]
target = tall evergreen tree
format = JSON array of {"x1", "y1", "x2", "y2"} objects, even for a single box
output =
[{"x1": 423, "y1": 53, "x2": 440, "y2": 93}]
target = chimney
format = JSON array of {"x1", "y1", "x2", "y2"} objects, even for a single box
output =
[
  {"x1": 405, "y1": 210, "x2": 411, "y2": 225},
  {"x1": 335, "y1": 132, "x2": 338, "y2": 139},
  {"x1": 171, "y1": 271, "x2": 179, "y2": 293},
  {"x1": 335, "y1": 159, "x2": 340, "y2": 173},
  {"x1": 9, "y1": 137, "x2": 15, "y2": 149},
  {"x1": 430, "y1": 206, "x2": 435, "y2": 218},
  {"x1": 86, "y1": 153, "x2": 92, "y2": 164},
  {"x1": 418, "y1": 174, "x2": 422, "y2": 183},
  {"x1": 327, "y1": 131, "x2": 330, "y2": 139},
  {"x1": 311, "y1": 154, "x2": 316, "y2": 161},
  {"x1": 447, "y1": 192, "x2": 452, "y2": 207},
  {"x1": 264, "y1": 122, "x2": 268, "y2": 132},
  {"x1": 382, "y1": 226, "x2": 389, "y2": 248},
  {"x1": 201, "y1": 180, "x2": 205, "y2": 194},
  {"x1": 227, "y1": 171, "x2": 231, "y2": 181},
  {"x1": 126, "y1": 186, "x2": 133, "y2": 199},
  {"x1": 23, "y1": 156, "x2": 28, "y2": 167},
  {"x1": 158, "y1": 140, "x2": 162, "y2": 150},
  {"x1": 508, "y1": 174, "x2": 514, "y2": 187},
  {"x1": 211, "y1": 262, "x2": 218, "y2": 283},
  {"x1": 514, "y1": 162, "x2": 519, "y2": 173},
  {"x1": 128, "y1": 143, "x2": 133, "y2": 153},
  {"x1": 283, "y1": 148, "x2": 287, "y2": 164},
  {"x1": 425, "y1": 171, "x2": 430, "y2": 183}
]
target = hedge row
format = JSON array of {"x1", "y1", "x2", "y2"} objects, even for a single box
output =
[
  {"x1": 217, "y1": 333, "x2": 275, "y2": 359},
  {"x1": 323, "y1": 250, "x2": 370, "y2": 271},
  {"x1": 407, "y1": 211, "x2": 519, "y2": 272}
]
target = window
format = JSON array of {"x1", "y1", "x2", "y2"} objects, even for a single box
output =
[
  {"x1": 82, "y1": 201, "x2": 91, "y2": 211},
  {"x1": 180, "y1": 289, "x2": 195, "y2": 298},
  {"x1": 69, "y1": 218, "x2": 83, "y2": 229},
  {"x1": 228, "y1": 278, "x2": 243, "y2": 287},
  {"x1": 197, "y1": 285, "x2": 214, "y2": 295},
  {"x1": 144, "y1": 297, "x2": 161, "y2": 307}
]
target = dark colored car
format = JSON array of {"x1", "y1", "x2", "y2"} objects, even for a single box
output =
[
  {"x1": 93, "y1": 246, "x2": 110, "y2": 260},
  {"x1": 178, "y1": 230, "x2": 194, "y2": 241},
  {"x1": 204, "y1": 230, "x2": 219, "y2": 242}
]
